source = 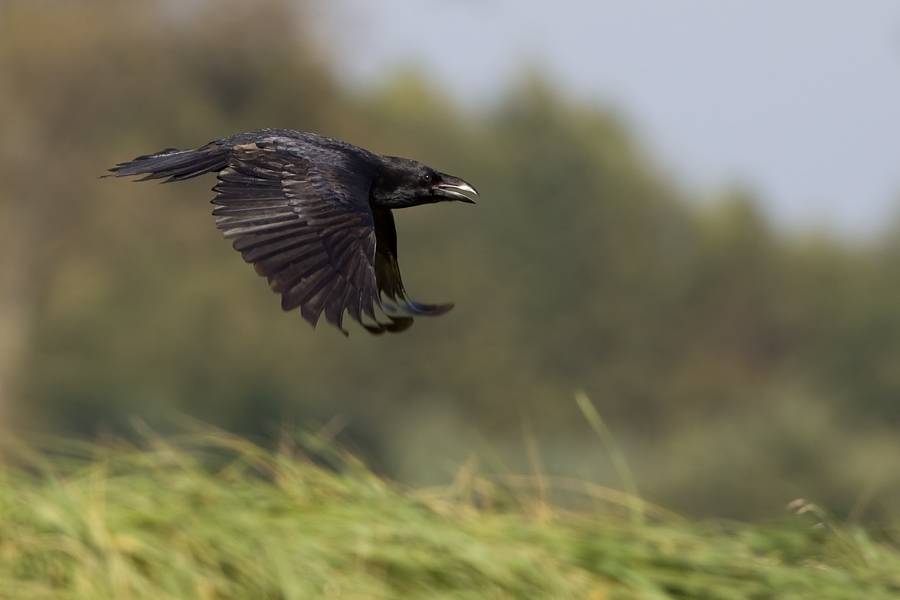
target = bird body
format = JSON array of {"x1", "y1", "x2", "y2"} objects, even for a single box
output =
[{"x1": 108, "y1": 129, "x2": 477, "y2": 334}]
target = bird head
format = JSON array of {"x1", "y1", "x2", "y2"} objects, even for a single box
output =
[{"x1": 372, "y1": 157, "x2": 478, "y2": 208}]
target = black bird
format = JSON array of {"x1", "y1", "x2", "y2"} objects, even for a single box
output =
[{"x1": 107, "y1": 129, "x2": 477, "y2": 334}]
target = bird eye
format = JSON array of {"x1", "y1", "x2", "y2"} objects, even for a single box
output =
[{"x1": 422, "y1": 172, "x2": 434, "y2": 184}]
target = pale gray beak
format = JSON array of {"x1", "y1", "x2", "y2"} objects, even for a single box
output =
[{"x1": 434, "y1": 175, "x2": 479, "y2": 204}]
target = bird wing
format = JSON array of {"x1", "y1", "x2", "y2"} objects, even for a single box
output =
[
  {"x1": 372, "y1": 207, "x2": 454, "y2": 325},
  {"x1": 211, "y1": 139, "x2": 436, "y2": 334}
]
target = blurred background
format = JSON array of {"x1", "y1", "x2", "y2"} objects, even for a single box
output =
[{"x1": 2, "y1": 0, "x2": 900, "y2": 523}]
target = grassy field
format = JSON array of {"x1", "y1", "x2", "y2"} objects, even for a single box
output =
[{"x1": 1, "y1": 427, "x2": 899, "y2": 600}]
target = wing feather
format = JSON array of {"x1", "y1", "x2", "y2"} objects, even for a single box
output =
[{"x1": 372, "y1": 207, "x2": 454, "y2": 318}]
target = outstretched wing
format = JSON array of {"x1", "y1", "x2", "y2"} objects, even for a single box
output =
[{"x1": 213, "y1": 139, "x2": 416, "y2": 334}]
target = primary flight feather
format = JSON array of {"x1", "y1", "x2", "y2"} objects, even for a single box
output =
[{"x1": 107, "y1": 129, "x2": 478, "y2": 334}]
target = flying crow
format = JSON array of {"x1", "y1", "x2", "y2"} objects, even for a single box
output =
[{"x1": 108, "y1": 129, "x2": 477, "y2": 334}]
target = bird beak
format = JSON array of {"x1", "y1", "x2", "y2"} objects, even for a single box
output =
[{"x1": 435, "y1": 175, "x2": 479, "y2": 204}]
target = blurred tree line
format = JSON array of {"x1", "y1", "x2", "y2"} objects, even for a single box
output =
[{"x1": 2, "y1": 0, "x2": 900, "y2": 519}]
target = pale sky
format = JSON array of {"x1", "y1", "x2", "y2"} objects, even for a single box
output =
[{"x1": 324, "y1": 0, "x2": 900, "y2": 237}]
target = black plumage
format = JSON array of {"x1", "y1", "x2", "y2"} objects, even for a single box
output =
[{"x1": 107, "y1": 129, "x2": 477, "y2": 334}]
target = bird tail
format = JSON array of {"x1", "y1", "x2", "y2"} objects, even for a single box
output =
[{"x1": 105, "y1": 143, "x2": 228, "y2": 182}]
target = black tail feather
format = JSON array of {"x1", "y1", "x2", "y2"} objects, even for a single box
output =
[{"x1": 106, "y1": 144, "x2": 228, "y2": 182}]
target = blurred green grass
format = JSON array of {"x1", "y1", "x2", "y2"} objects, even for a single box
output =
[{"x1": 1, "y1": 428, "x2": 899, "y2": 599}]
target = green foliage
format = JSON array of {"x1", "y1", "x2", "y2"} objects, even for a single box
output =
[
  {"x1": 3, "y1": 0, "x2": 900, "y2": 523},
  {"x1": 2, "y1": 432, "x2": 900, "y2": 599}
]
